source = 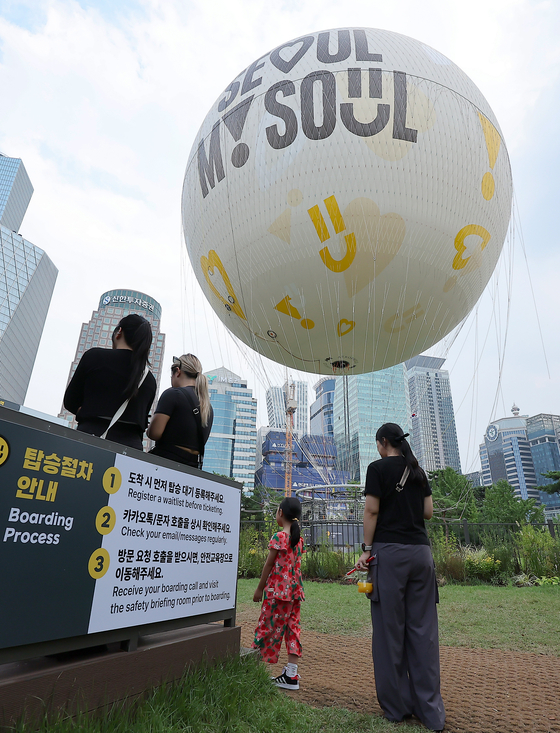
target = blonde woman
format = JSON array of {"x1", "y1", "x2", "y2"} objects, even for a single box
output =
[{"x1": 147, "y1": 354, "x2": 213, "y2": 469}]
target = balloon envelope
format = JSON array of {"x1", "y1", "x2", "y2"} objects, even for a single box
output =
[{"x1": 182, "y1": 28, "x2": 512, "y2": 375}]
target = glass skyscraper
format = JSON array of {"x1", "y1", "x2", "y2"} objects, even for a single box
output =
[
  {"x1": 309, "y1": 377, "x2": 335, "y2": 439},
  {"x1": 406, "y1": 355, "x2": 461, "y2": 473},
  {"x1": 333, "y1": 365, "x2": 411, "y2": 482},
  {"x1": 204, "y1": 366, "x2": 257, "y2": 490},
  {"x1": 58, "y1": 290, "x2": 165, "y2": 446},
  {"x1": 0, "y1": 154, "x2": 57, "y2": 404}
]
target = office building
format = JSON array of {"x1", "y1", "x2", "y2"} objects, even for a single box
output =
[
  {"x1": 254, "y1": 428, "x2": 350, "y2": 493},
  {"x1": 0, "y1": 153, "x2": 34, "y2": 232},
  {"x1": 333, "y1": 364, "x2": 411, "y2": 483},
  {"x1": 266, "y1": 380, "x2": 309, "y2": 436},
  {"x1": 0, "y1": 154, "x2": 57, "y2": 404},
  {"x1": 406, "y1": 355, "x2": 461, "y2": 473},
  {"x1": 204, "y1": 366, "x2": 257, "y2": 490},
  {"x1": 59, "y1": 290, "x2": 165, "y2": 435},
  {"x1": 526, "y1": 413, "x2": 560, "y2": 518},
  {"x1": 479, "y1": 404, "x2": 540, "y2": 502},
  {"x1": 310, "y1": 377, "x2": 335, "y2": 439}
]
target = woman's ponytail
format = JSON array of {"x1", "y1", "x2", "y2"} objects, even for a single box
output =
[
  {"x1": 279, "y1": 497, "x2": 302, "y2": 548},
  {"x1": 177, "y1": 354, "x2": 211, "y2": 427}
]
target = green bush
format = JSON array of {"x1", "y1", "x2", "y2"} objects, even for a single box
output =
[
  {"x1": 430, "y1": 526, "x2": 465, "y2": 581},
  {"x1": 238, "y1": 526, "x2": 269, "y2": 578},
  {"x1": 515, "y1": 524, "x2": 560, "y2": 578},
  {"x1": 302, "y1": 544, "x2": 347, "y2": 579},
  {"x1": 464, "y1": 548, "x2": 501, "y2": 581}
]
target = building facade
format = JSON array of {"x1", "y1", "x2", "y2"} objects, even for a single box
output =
[
  {"x1": 526, "y1": 413, "x2": 560, "y2": 518},
  {"x1": 333, "y1": 364, "x2": 411, "y2": 483},
  {"x1": 204, "y1": 366, "x2": 257, "y2": 490},
  {"x1": 406, "y1": 355, "x2": 461, "y2": 473},
  {"x1": 254, "y1": 428, "x2": 350, "y2": 494},
  {"x1": 479, "y1": 405, "x2": 539, "y2": 502},
  {"x1": 0, "y1": 154, "x2": 57, "y2": 404},
  {"x1": 265, "y1": 380, "x2": 309, "y2": 436},
  {"x1": 59, "y1": 290, "x2": 165, "y2": 439},
  {"x1": 0, "y1": 153, "x2": 34, "y2": 232},
  {"x1": 309, "y1": 377, "x2": 335, "y2": 439}
]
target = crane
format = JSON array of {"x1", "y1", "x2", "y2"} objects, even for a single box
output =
[{"x1": 284, "y1": 381, "x2": 297, "y2": 497}]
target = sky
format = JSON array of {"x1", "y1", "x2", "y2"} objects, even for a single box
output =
[{"x1": 1, "y1": 0, "x2": 559, "y2": 475}]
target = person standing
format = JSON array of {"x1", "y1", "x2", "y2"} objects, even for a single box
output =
[
  {"x1": 252, "y1": 497, "x2": 304, "y2": 690},
  {"x1": 147, "y1": 354, "x2": 213, "y2": 469},
  {"x1": 355, "y1": 422, "x2": 445, "y2": 732},
  {"x1": 63, "y1": 313, "x2": 156, "y2": 450}
]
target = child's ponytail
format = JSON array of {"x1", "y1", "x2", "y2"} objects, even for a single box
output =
[{"x1": 279, "y1": 497, "x2": 302, "y2": 549}]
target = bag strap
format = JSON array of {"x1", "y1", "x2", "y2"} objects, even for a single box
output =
[
  {"x1": 180, "y1": 386, "x2": 205, "y2": 469},
  {"x1": 100, "y1": 366, "x2": 150, "y2": 440},
  {"x1": 395, "y1": 466, "x2": 410, "y2": 492}
]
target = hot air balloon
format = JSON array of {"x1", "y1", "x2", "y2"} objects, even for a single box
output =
[{"x1": 182, "y1": 28, "x2": 512, "y2": 375}]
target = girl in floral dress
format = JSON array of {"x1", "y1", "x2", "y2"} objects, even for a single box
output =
[{"x1": 252, "y1": 496, "x2": 304, "y2": 689}]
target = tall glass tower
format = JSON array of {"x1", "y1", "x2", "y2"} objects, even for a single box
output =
[
  {"x1": 333, "y1": 365, "x2": 411, "y2": 482},
  {"x1": 266, "y1": 380, "x2": 309, "y2": 437},
  {"x1": 406, "y1": 355, "x2": 461, "y2": 473},
  {"x1": 58, "y1": 289, "x2": 165, "y2": 439},
  {"x1": 204, "y1": 366, "x2": 257, "y2": 490},
  {"x1": 0, "y1": 154, "x2": 57, "y2": 404}
]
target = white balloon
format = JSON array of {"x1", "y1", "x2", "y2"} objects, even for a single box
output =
[{"x1": 182, "y1": 28, "x2": 512, "y2": 375}]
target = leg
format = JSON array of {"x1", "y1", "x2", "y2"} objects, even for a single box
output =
[
  {"x1": 370, "y1": 544, "x2": 414, "y2": 722},
  {"x1": 252, "y1": 598, "x2": 284, "y2": 664},
  {"x1": 404, "y1": 545, "x2": 446, "y2": 731},
  {"x1": 284, "y1": 599, "x2": 302, "y2": 662}
]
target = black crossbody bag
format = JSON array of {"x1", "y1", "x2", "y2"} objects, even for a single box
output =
[{"x1": 180, "y1": 387, "x2": 205, "y2": 470}]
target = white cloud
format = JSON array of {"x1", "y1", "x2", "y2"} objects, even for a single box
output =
[{"x1": 0, "y1": 0, "x2": 558, "y2": 471}]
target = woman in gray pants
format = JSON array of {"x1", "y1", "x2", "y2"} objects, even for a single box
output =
[{"x1": 355, "y1": 423, "x2": 445, "y2": 732}]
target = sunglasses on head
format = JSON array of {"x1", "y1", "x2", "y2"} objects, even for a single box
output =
[{"x1": 171, "y1": 356, "x2": 182, "y2": 373}]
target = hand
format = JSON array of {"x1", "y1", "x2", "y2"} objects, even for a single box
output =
[
  {"x1": 355, "y1": 551, "x2": 372, "y2": 571},
  {"x1": 253, "y1": 588, "x2": 263, "y2": 603}
]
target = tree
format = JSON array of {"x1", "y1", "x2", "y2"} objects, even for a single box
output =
[
  {"x1": 429, "y1": 467, "x2": 478, "y2": 522},
  {"x1": 480, "y1": 479, "x2": 544, "y2": 524},
  {"x1": 536, "y1": 471, "x2": 560, "y2": 495}
]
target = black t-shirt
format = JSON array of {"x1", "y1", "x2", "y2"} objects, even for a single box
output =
[
  {"x1": 364, "y1": 455, "x2": 431, "y2": 545},
  {"x1": 63, "y1": 348, "x2": 156, "y2": 431},
  {"x1": 153, "y1": 387, "x2": 213, "y2": 453}
]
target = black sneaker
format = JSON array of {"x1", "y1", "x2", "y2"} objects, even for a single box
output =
[{"x1": 271, "y1": 668, "x2": 300, "y2": 690}]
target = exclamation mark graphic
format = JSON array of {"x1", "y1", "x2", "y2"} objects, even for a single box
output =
[{"x1": 478, "y1": 112, "x2": 501, "y2": 201}]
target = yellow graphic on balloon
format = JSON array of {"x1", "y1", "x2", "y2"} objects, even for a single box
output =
[
  {"x1": 452, "y1": 225, "x2": 491, "y2": 271},
  {"x1": 274, "y1": 295, "x2": 315, "y2": 329},
  {"x1": 337, "y1": 319, "x2": 355, "y2": 337},
  {"x1": 478, "y1": 112, "x2": 501, "y2": 201},
  {"x1": 308, "y1": 195, "x2": 357, "y2": 273},
  {"x1": 383, "y1": 303, "x2": 424, "y2": 334},
  {"x1": 201, "y1": 250, "x2": 246, "y2": 320}
]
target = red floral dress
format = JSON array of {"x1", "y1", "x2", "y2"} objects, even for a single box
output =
[{"x1": 252, "y1": 531, "x2": 305, "y2": 663}]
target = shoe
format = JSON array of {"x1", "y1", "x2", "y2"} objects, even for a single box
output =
[{"x1": 271, "y1": 668, "x2": 300, "y2": 690}]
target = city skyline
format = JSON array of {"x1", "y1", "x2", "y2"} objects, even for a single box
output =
[{"x1": 0, "y1": 2, "x2": 558, "y2": 475}]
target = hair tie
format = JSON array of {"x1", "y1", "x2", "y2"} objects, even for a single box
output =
[
  {"x1": 396, "y1": 432, "x2": 410, "y2": 442},
  {"x1": 292, "y1": 517, "x2": 299, "y2": 522}
]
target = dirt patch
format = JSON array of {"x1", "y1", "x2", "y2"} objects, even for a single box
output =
[{"x1": 238, "y1": 605, "x2": 560, "y2": 732}]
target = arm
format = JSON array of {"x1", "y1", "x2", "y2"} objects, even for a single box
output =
[
  {"x1": 424, "y1": 495, "x2": 434, "y2": 520},
  {"x1": 356, "y1": 494, "x2": 379, "y2": 570},
  {"x1": 147, "y1": 389, "x2": 174, "y2": 440},
  {"x1": 147, "y1": 412, "x2": 171, "y2": 441},
  {"x1": 63, "y1": 352, "x2": 90, "y2": 415},
  {"x1": 253, "y1": 548, "x2": 279, "y2": 602}
]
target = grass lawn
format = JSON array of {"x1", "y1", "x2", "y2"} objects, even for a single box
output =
[
  {"x1": 19, "y1": 582, "x2": 560, "y2": 731},
  {"x1": 237, "y1": 579, "x2": 560, "y2": 655}
]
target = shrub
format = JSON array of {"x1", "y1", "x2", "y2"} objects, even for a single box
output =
[
  {"x1": 515, "y1": 524, "x2": 560, "y2": 578},
  {"x1": 430, "y1": 526, "x2": 465, "y2": 582},
  {"x1": 464, "y1": 547, "x2": 501, "y2": 582},
  {"x1": 301, "y1": 544, "x2": 347, "y2": 579},
  {"x1": 238, "y1": 526, "x2": 268, "y2": 578}
]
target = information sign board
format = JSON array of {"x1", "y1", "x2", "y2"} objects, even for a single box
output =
[{"x1": 0, "y1": 413, "x2": 241, "y2": 651}]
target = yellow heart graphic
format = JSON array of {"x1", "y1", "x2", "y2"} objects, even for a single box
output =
[{"x1": 337, "y1": 319, "x2": 355, "y2": 337}]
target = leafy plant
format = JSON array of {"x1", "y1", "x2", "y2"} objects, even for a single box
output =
[
  {"x1": 301, "y1": 543, "x2": 347, "y2": 579},
  {"x1": 464, "y1": 547, "x2": 501, "y2": 581},
  {"x1": 515, "y1": 523, "x2": 560, "y2": 578}
]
